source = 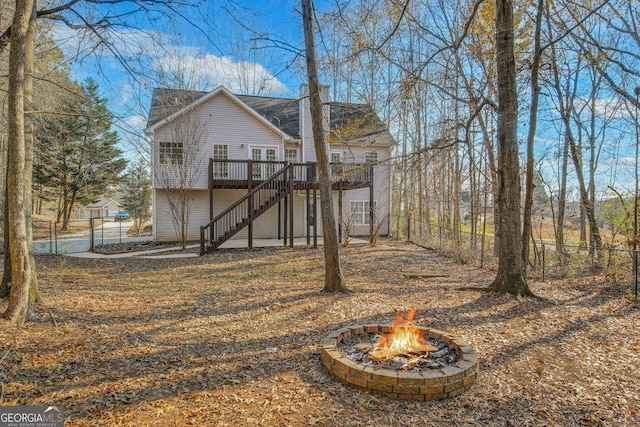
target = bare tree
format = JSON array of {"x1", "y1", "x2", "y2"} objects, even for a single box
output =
[
  {"x1": 565, "y1": 0, "x2": 640, "y2": 110},
  {"x1": 154, "y1": 109, "x2": 207, "y2": 250},
  {"x1": 3, "y1": 0, "x2": 35, "y2": 324},
  {"x1": 488, "y1": 0, "x2": 533, "y2": 298},
  {"x1": 547, "y1": 30, "x2": 604, "y2": 254},
  {"x1": 522, "y1": 0, "x2": 545, "y2": 269},
  {"x1": 302, "y1": 0, "x2": 347, "y2": 293},
  {"x1": 24, "y1": 0, "x2": 39, "y2": 304}
]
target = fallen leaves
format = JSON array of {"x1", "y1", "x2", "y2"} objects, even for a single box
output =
[{"x1": 0, "y1": 240, "x2": 638, "y2": 426}]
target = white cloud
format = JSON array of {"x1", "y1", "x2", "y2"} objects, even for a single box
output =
[
  {"x1": 119, "y1": 83, "x2": 133, "y2": 106},
  {"x1": 614, "y1": 155, "x2": 637, "y2": 166},
  {"x1": 125, "y1": 114, "x2": 148, "y2": 129},
  {"x1": 50, "y1": 23, "x2": 166, "y2": 63},
  {"x1": 573, "y1": 95, "x2": 633, "y2": 120},
  {"x1": 151, "y1": 53, "x2": 288, "y2": 95},
  {"x1": 49, "y1": 20, "x2": 289, "y2": 96}
]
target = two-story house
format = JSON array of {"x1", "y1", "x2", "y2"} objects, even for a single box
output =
[{"x1": 144, "y1": 85, "x2": 395, "y2": 253}]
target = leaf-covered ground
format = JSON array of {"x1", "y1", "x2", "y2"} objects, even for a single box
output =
[{"x1": 1, "y1": 240, "x2": 639, "y2": 426}]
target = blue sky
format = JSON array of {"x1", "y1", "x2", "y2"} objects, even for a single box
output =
[
  {"x1": 50, "y1": 0, "x2": 639, "y2": 196},
  {"x1": 52, "y1": 0, "x2": 329, "y2": 151}
]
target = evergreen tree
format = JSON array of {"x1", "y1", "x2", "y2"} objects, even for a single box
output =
[
  {"x1": 43, "y1": 78, "x2": 127, "y2": 230},
  {"x1": 120, "y1": 158, "x2": 152, "y2": 236}
]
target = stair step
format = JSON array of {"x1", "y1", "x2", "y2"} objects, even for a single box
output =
[{"x1": 202, "y1": 169, "x2": 294, "y2": 252}]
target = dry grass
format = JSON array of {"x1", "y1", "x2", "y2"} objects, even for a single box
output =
[
  {"x1": 1, "y1": 240, "x2": 639, "y2": 426},
  {"x1": 30, "y1": 215, "x2": 92, "y2": 239}
]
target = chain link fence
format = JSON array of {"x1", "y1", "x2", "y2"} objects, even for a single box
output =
[
  {"x1": 28, "y1": 217, "x2": 134, "y2": 255},
  {"x1": 393, "y1": 215, "x2": 639, "y2": 298}
]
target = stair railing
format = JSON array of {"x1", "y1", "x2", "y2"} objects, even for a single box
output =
[{"x1": 200, "y1": 164, "x2": 291, "y2": 254}]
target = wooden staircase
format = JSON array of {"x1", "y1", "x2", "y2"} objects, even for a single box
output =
[{"x1": 200, "y1": 164, "x2": 292, "y2": 254}]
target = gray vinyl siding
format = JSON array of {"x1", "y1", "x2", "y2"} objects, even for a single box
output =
[
  {"x1": 330, "y1": 145, "x2": 392, "y2": 236},
  {"x1": 152, "y1": 92, "x2": 289, "y2": 241},
  {"x1": 152, "y1": 91, "x2": 286, "y2": 189},
  {"x1": 153, "y1": 189, "x2": 210, "y2": 242}
]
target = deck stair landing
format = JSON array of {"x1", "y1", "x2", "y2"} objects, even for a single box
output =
[{"x1": 200, "y1": 165, "x2": 292, "y2": 254}]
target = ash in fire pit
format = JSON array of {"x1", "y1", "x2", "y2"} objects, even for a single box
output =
[
  {"x1": 336, "y1": 309, "x2": 461, "y2": 372},
  {"x1": 338, "y1": 333, "x2": 460, "y2": 371},
  {"x1": 321, "y1": 318, "x2": 479, "y2": 400}
]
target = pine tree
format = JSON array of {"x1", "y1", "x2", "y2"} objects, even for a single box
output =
[{"x1": 44, "y1": 78, "x2": 127, "y2": 230}]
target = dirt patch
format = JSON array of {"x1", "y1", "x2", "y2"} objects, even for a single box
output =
[{"x1": 1, "y1": 240, "x2": 638, "y2": 426}]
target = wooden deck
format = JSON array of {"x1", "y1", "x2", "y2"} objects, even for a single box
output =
[
  {"x1": 208, "y1": 160, "x2": 373, "y2": 190},
  {"x1": 200, "y1": 159, "x2": 375, "y2": 254}
]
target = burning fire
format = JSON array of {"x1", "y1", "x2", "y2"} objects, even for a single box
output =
[{"x1": 370, "y1": 309, "x2": 436, "y2": 361}]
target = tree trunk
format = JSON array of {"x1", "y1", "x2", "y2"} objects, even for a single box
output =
[
  {"x1": 556, "y1": 134, "x2": 569, "y2": 252},
  {"x1": 65, "y1": 189, "x2": 78, "y2": 230},
  {"x1": 302, "y1": 0, "x2": 347, "y2": 293},
  {"x1": 1, "y1": 94, "x2": 11, "y2": 296},
  {"x1": 568, "y1": 135, "x2": 603, "y2": 251},
  {"x1": 522, "y1": 0, "x2": 544, "y2": 270},
  {"x1": 60, "y1": 187, "x2": 69, "y2": 230},
  {"x1": 3, "y1": 0, "x2": 35, "y2": 324},
  {"x1": 25, "y1": 0, "x2": 39, "y2": 303},
  {"x1": 489, "y1": 0, "x2": 532, "y2": 298},
  {"x1": 1, "y1": 180, "x2": 11, "y2": 297}
]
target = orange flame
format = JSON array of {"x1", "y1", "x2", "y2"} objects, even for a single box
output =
[{"x1": 373, "y1": 309, "x2": 424, "y2": 355}]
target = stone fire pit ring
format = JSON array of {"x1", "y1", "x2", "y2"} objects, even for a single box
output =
[{"x1": 321, "y1": 325, "x2": 478, "y2": 400}]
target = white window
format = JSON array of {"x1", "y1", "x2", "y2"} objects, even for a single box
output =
[
  {"x1": 213, "y1": 144, "x2": 228, "y2": 178},
  {"x1": 285, "y1": 148, "x2": 298, "y2": 164},
  {"x1": 365, "y1": 151, "x2": 378, "y2": 164},
  {"x1": 350, "y1": 201, "x2": 377, "y2": 225},
  {"x1": 330, "y1": 152, "x2": 342, "y2": 163},
  {"x1": 158, "y1": 142, "x2": 183, "y2": 165}
]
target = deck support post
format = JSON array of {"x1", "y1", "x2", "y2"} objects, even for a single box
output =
[
  {"x1": 313, "y1": 185, "x2": 318, "y2": 248},
  {"x1": 283, "y1": 193, "x2": 288, "y2": 246},
  {"x1": 369, "y1": 164, "x2": 375, "y2": 243},
  {"x1": 306, "y1": 188, "x2": 310, "y2": 245},
  {"x1": 278, "y1": 200, "x2": 282, "y2": 240},
  {"x1": 208, "y1": 159, "x2": 214, "y2": 222},
  {"x1": 289, "y1": 164, "x2": 294, "y2": 247},
  {"x1": 338, "y1": 181, "x2": 343, "y2": 244},
  {"x1": 248, "y1": 160, "x2": 253, "y2": 249}
]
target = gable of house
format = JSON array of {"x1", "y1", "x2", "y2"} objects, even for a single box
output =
[
  {"x1": 146, "y1": 86, "x2": 394, "y2": 153},
  {"x1": 146, "y1": 87, "x2": 293, "y2": 141}
]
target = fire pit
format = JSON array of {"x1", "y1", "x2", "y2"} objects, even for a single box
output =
[{"x1": 320, "y1": 313, "x2": 478, "y2": 400}]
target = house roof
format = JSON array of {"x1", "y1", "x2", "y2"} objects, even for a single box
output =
[
  {"x1": 85, "y1": 198, "x2": 121, "y2": 209},
  {"x1": 146, "y1": 88, "x2": 208, "y2": 130},
  {"x1": 145, "y1": 87, "x2": 392, "y2": 143},
  {"x1": 146, "y1": 86, "x2": 293, "y2": 140},
  {"x1": 236, "y1": 94, "x2": 300, "y2": 138}
]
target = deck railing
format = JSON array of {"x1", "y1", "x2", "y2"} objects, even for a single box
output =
[
  {"x1": 209, "y1": 160, "x2": 371, "y2": 189},
  {"x1": 210, "y1": 159, "x2": 287, "y2": 182},
  {"x1": 329, "y1": 162, "x2": 372, "y2": 187}
]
